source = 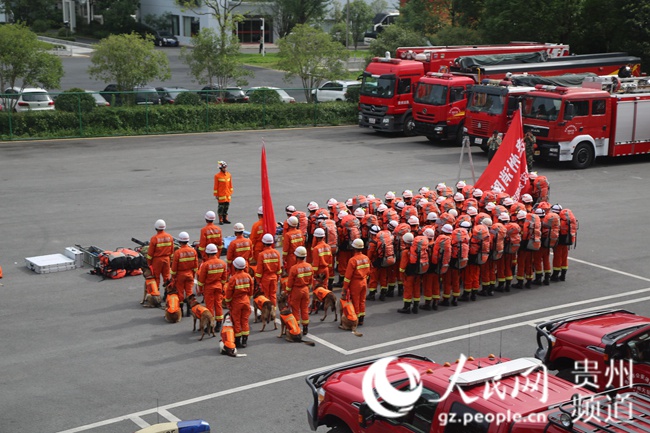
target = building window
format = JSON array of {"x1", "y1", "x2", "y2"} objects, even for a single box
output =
[
  {"x1": 171, "y1": 15, "x2": 179, "y2": 36},
  {"x1": 183, "y1": 16, "x2": 200, "y2": 37}
]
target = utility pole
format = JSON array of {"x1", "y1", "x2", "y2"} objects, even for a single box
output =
[
  {"x1": 345, "y1": 0, "x2": 350, "y2": 49},
  {"x1": 260, "y1": 17, "x2": 265, "y2": 56}
]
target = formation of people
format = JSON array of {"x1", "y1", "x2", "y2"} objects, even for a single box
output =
[{"x1": 139, "y1": 168, "x2": 579, "y2": 351}]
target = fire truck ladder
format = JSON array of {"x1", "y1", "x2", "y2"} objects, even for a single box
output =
[{"x1": 457, "y1": 135, "x2": 477, "y2": 185}]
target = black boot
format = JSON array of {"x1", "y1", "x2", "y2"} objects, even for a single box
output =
[
  {"x1": 366, "y1": 291, "x2": 376, "y2": 301},
  {"x1": 241, "y1": 335, "x2": 248, "y2": 348},
  {"x1": 223, "y1": 216, "x2": 231, "y2": 224},
  {"x1": 439, "y1": 298, "x2": 450, "y2": 306},
  {"x1": 397, "y1": 302, "x2": 412, "y2": 314},
  {"x1": 420, "y1": 300, "x2": 432, "y2": 311},
  {"x1": 411, "y1": 301, "x2": 419, "y2": 314},
  {"x1": 386, "y1": 285, "x2": 395, "y2": 297},
  {"x1": 543, "y1": 273, "x2": 551, "y2": 286},
  {"x1": 560, "y1": 270, "x2": 567, "y2": 281},
  {"x1": 334, "y1": 275, "x2": 343, "y2": 287},
  {"x1": 505, "y1": 280, "x2": 511, "y2": 292},
  {"x1": 328, "y1": 278, "x2": 334, "y2": 290},
  {"x1": 451, "y1": 296, "x2": 458, "y2": 306},
  {"x1": 532, "y1": 274, "x2": 543, "y2": 286},
  {"x1": 302, "y1": 325, "x2": 309, "y2": 335},
  {"x1": 432, "y1": 299, "x2": 438, "y2": 310},
  {"x1": 397, "y1": 283, "x2": 404, "y2": 297},
  {"x1": 487, "y1": 284, "x2": 495, "y2": 296},
  {"x1": 215, "y1": 321, "x2": 222, "y2": 333},
  {"x1": 235, "y1": 336, "x2": 242, "y2": 348},
  {"x1": 358, "y1": 316, "x2": 364, "y2": 326},
  {"x1": 477, "y1": 287, "x2": 489, "y2": 297},
  {"x1": 470, "y1": 291, "x2": 477, "y2": 301},
  {"x1": 379, "y1": 289, "x2": 387, "y2": 301},
  {"x1": 512, "y1": 279, "x2": 524, "y2": 289},
  {"x1": 185, "y1": 300, "x2": 192, "y2": 317},
  {"x1": 525, "y1": 279, "x2": 532, "y2": 289},
  {"x1": 495, "y1": 282, "x2": 505, "y2": 292},
  {"x1": 219, "y1": 216, "x2": 224, "y2": 225},
  {"x1": 550, "y1": 270, "x2": 560, "y2": 282},
  {"x1": 459, "y1": 291, "x2": 470, "y2": 302}
]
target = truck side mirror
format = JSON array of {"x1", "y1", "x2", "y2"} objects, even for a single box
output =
[
  {"x1": 605, "y1": 343, "x2": 623, "y2": 359},
  {"x1": 358, "y1": 402, "x2": 376, "y2": 427}
]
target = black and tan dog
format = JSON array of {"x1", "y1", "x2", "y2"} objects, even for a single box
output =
[
  {"x1": 277, "y1": 292, "x2": 315, "y2": 346},
  {"x1": 140, "y1": 267, "x2": 162, "y2": 308},
  {"x1": 253, "y1": 289, "x2": 277, "y2": 332},
  {"x1": 338, "y1": 298, "x2": 363, "y2": 337},
  {"x1": 310, "y1": 286, "x2": 338, "y2": 322},
  {"x1": 187, "y1": 295, "x2": 216, "y2": 341}
]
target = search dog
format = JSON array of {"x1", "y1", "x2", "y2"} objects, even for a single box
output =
[
  {"x1": 310, "y1": 287, "x2": 338, "y2": 322},
  {"x1": 277, "y1": 292, "x2": 315, "y2": 346},
  {"x1": 187, "y1": 295, "x2": 216, "y2": 341},
  {"x1": 253, "y1": 288, "x2": 277, "y2": 332}
]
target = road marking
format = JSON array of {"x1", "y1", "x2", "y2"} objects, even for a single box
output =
[
  {"x1": 158, "y1": 408, "x2": 180, "y2": 422},
  {"x1": 129, "y1": 416, "x2": 149, "y2": 429},
  {"x1": 568, "y1": 256, "x2": 650, "y2": 282}
]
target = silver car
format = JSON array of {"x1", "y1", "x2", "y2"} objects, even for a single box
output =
[
  {"x1": 246, "y1": 87, "x2": 296, "y2": 103},
  {"x1": 2, "y1": 87, "x2": 55, "y2": 112}
]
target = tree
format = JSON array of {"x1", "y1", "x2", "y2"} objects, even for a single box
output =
[
  {"x1": 143, "y1": 11, "x2": 174, "y2": 31},
  {"x1": 268, "y1": 0, "x2": 330, "y2": 38},
  {"x1": 180, "y1": 28, "x2": 253, "y2": 88},
  {"x1": 369, "y1": 0, "x2": 389, "y2": 15},
  {"x1": 176, "y1": 0, "x2": 243, "y2": 53},
  {"x1": 0, "y1": 0, "x2": 57, "y2": 26},
  {"x1": 368, "y1": 24, "x2": 428, "y2": 59},
  {"x1": 87, "y1": 33, "x2": 171, "y2": 101},
  {"x1": 94, "y1": 0, "x2": 140, "y2": 34},
  {"x1": 348, "y1": 0, "x2": 374, "y2": 50},
  {"x1": 430, "y1": 25, "x2": 482, "y2": 46},
  {"x1": 277, "y1": 24, "x2": 349, "y2": 103},
  {"x1": 0, "y1": 23, "x2": 63, "y2": 93},
  {"x1": 54, "y1": 88, "x2": 97, "y2": 113},
  {"x1": 398, "y1": 0, "x2": 446, "y2": 36}
]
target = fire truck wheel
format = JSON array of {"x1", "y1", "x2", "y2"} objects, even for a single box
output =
[
  {"x1": 326, "y1": 425, "x2": 353, "y2": 433},
  {"x1": 426, "y1": 136, "x2": 439, "y2": 143},
  {"x1": 571, "y1": 142, "x2": 595, "y2": 169},
  {"x1": 403, "y1": 115, "x2": 416, "y2": 137}
]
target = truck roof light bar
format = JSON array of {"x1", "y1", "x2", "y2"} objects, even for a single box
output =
[{"x1": 452, "y1": 357, "x2": 543, "y2": 387}]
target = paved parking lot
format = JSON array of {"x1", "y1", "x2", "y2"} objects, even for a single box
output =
[{"x1": 1, "y1": 126, "x2": 649, "y2": 433}]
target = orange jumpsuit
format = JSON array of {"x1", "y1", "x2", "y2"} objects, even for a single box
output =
[
  {"x1": 197, "y1": 256, "x2": 227, "y2": 320},
  {"x1": 399, "y1": 247, "x2": 420, "y2": 303},
  {"x1": 431, "y1": 234, "x2": 451, "y2": 300},
  {"x1": 214, "y1": 170, "x2": 233, "y2": 203},
  {"x1": 254, "y1": 245, "x2": 282, "y2": 306},
  {"x1": 226, "y1": 234, "x2": 252, "y2": 275},
  {"x1": 225, "y1": 270, "x2": 254, "y2": 337},
  {"x1": 282, "y1": 227, "x2": 304, "y2": 274},
  {"x1": 366, "y1": 235, "x2": 380, "y2": 295},
  {"x1": 249, "y1": 218, "x2": 265, "y2": 266},
  {"x1": 146, "y1": 230, "x2": 174, "y2": 287},
  {"x1": 311, "y1": 239, "x2": 333, "y2": 288},
  {"x1": 171, "y1": 244, "x2": 199, "y2": 303},
  {"x1": 199, "y1": 221, "x2": 223, "y2": 260},
  {"x1": 286, "y1": 260, "x2": 313, "y2": 325},
  {"x1": 517, "y1": 220, "x2": 534, "y2": 282},
  {"x1": 343, "y1": 251, "x2": 371, "y2": 318}
]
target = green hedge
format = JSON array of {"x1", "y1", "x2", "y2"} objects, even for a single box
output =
[{"x1": 0, "y1": 102, "x2": 359, "y2": 140}]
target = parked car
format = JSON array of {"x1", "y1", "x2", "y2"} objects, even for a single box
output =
[
  {"x1": 100, "y1": 84, "x2": 161, "y2": 106},
  {"x1": 86, "y1": 90, "x2": 110, "y2": 107},
  {"x1": 155, "y1": 87, "x2": 190, "y2": 104},
  {"x1": 2, "y1": 87, "x2": 55, "y2": 112},
  {"x1": 246, "y1": 87, "x2": 296, "y2": 103},
  {"x1": 200, "y1": 85, "x2": 249, "y2": 103},
  {"x1": 153, "y1": 30, "x2": 179, "y2": 47},
  {"x1": 311, "y1": 80, "x2": 361, "y2": 102}
]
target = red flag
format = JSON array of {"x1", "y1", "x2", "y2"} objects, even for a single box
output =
[
  {"x1": 261, "y1": 143, "x2": 277, "y2": 236},
  {"x1": 475, "y1": 110, "x2": 531, "y2": 201}
]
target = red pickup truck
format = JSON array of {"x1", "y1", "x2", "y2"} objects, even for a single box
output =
[
  {"x1": 535, "y1": 309, "x2": 650, "y2": 393},
  {"x1": 306, "y1": 352, "x2": 650, "y2": 432}
]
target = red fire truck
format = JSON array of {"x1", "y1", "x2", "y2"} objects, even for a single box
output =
[
  {"x1": 358, "y1": 43, "x2": 570, "y2": 136},
  {"x1": 419, "y1": 53, "x2": 640, "y2": 144},
  {"x1": 520, "y1": 75, "x2": 650, "y2": 168}
]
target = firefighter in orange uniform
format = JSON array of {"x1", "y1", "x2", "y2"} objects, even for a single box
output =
[
  {"x1": 550, "y1": 204, "x2": 576, "y2": 282},
  {"x1": 198, "y1": 211, "x2": 223, "y2": 260},
  {"x1": 311, "y1": 228, "x2": 333, "y2": 289},
  {"x1": 171, "y1": 231, "x2": 199, "y2": 316},
  {"x1": 397, "y1": 232, "x2": 416, "y2": 314},
  {"x1": 512, "y1": 210, "x2": 534, "y2": 289},
  {"x1": 420, "y1": 228, "x2": 439, "y2": 310},
  {"x1": 249, "y1": 206, "x2": 265, "y2": 267},
  {"x1": 286, "y1": 246, "x2": 313, "y2": 335},
  {"x1": 196, "y1": 243, "x2": 227, "y2": 329},
  {"x1": 226, "y1": 223, "x2": 252, "y2": 275},
  {"x1": 213, "y1": 160, "x2": 233, "y2": 225},
  {"x1": 225, "y1": 257, "x2": 254, "y2": 348},
  {"x1": 342, "y1": 238, "x2": 371, "y2": 324},
  {"x1": 146, "y1": 219, "x2": 174, "y2": 290},
  {"x1": 254, "y1": 233, "x2": 282, "y2": 307},
  {"x1": 282, "y1": 216, "x2": 304, "y2": 276}
]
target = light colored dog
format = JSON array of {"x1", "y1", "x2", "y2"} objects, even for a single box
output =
[
  {"x1": 310, "y1": 287, "x2": 338, "y2": 322},
  {"x1": 338, "y1": 298, "x2": 363, "y2": 337},
  {"x1": 253, "y1": 289, "x2": 277, "y2": 332},
  {"x1": 277, "y1": 292, "x2": 315, "y2": 346},
  {"x1": 188, "y1": 295, "x2": 216, "y2": 341}
]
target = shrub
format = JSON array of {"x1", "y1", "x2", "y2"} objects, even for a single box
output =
[
  {"x1": 54, "y1": 88, "x2": 97, "y2": 113},
  {"x1": 248, "y1": 88, "x2": 283, "y2": 105},
  {"x1": 345, "y1": 86, "x2": 361, "y2": 103},
  {"x1": 32, "y1": 19, "x2": 51, "y2": 33},
  {"x1": 174, "y1": 92, "x2": 202, "y2": 106}
]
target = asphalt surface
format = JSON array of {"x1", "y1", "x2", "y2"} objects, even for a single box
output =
[{"x1": 2, "y1": 128, "x2": 650, "y2": 433}]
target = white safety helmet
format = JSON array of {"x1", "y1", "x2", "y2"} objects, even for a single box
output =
[
  {"x1": 408, "y1": 216, "x2": 419, "y2": 226},
  {"x1": 218, "y1": 160, "x2": 227, "y2": 168},
  {"x1": 441, "y1": 224, "x2": 454, "y2": 234},
  {"x1": 327, "y1": 198, "x2": 337, "y2": 208},
  {"x1": 205, "y1": 211, "x2": 216, "y2": 221},
  {"x1": 205, "y1": 243, "x2": 218, "y2": 255},
  {"x1": 338, "y1": 210, "x2": 348, "y2": 220},
  {"x1": 473, "y1": 188, "x2": 483, "y2": 198},
  {"x1": 154, "y1": 219, "x2": 166, "y2": 230},
  {"x1": 351, "y1": 238, "x2": 365, "y2": 249},
  {"x1": 424, "y1": 228, "x2": 435, "y2": 240},
  {"x1": 369, "y1": 225, "x2": 381, "y2": 234},
  {"x1": 460, "y1": 221, "x2": 472, "y2": 229},
  {"x1": 467, "y1": 206, "x2": 478, "y2": 216},
  {"x1": 294, "y1": 246, "x2": 307, "y2": 257},
  {"x1": 285, "y1": 205, "x2": 296, "y2": 213},
  {"x1": 308, "y1": 201, "x2": 319, "y2": 211},
  {"x1": 354, "y1": 208, "x2": 365, "y2": 218},
  {"x1": 482, "y1": 218, "x2": 493, "y2": 227},
  {"x1": 402, "y1": 190, "x2": 413, "y2": 199},
  {"x1": 427, "y1": 212, "x2": 438, "y2": 221},
  {"x1": 388, "y1": 220, "x2": 399, "y2": 230},
  {"x1": 454, "y1": 192, "x2": 465, "y2": 202},
  {"x1": 498, "y1": 212, "x2": 510, "y2": 222},
  {"x1": 436, "y1": 182, "x2": 447, "y2": 192},
  {"x1": 287, "y1": 216, "x2": 299, "y2": 227},
  {"x1": 234, "y1": 222, "x2": 245, "y2": 232},
  {"x1": 485, "y1": 202, "x2": 496, "y2": 212},
  {"x1": 345, "y1": 198, "x2": 353, "y2": 207},
  {"x1": 178, "y1": 231, "x2": 190, "y2": 242},
  {"x1": 436, "y1": 196, "x2": 446, "y2": 205},
  {"x1": 418, "y1": 198, "x2": 429, "y2": 207},
  {"x1": 314, "y1": 228, "x2": 326, "y2": 238},
  {"x1": 503, "y1": 197, "x2": 515, "y2": 207},
  {"x1": 521, "y1": 194, "x2": 534, "y2": 204},
  {"x1": 233, "y1": 257, "x2": 247, "y2": 269},
  {"x1": 529, "y1": 171, "x2": 538, "y2": 179},
  {"x1": 377, "y1": 204, "x2": 388, "y2": 213},
  {"x1": 258, "y1": 206, "x2": 264, "y2": 215},
  {"x1": 419, "y1": 186, "x2": 430, "y2": 194},
  {"x1": 456, "y1": 180, "x2": 466, "y2": 189},
  {"x1": 535, "y1": 207, "x2": 546, "y2": 216},
  {"x1": 448, "y1": 209, "x2": 459, "y2": 217},
  {"x1": 551, "y1": 204, "x2": 563, "y2": 213},
  {"x1": 385, "y1": 191, "x2": 396, "y2": 200},
  {"x1": 402, "y1": 232, "x2": 414, "y2": 244},
  {"x1": 396, "y1": 201, "x2": 405, "y2": 210},
  {"x1": 517, "y1": 210, "x2": 528, "y2": 220},
  {"x1": 262, "y1": 233, "x2": 275, "y2": 244}
]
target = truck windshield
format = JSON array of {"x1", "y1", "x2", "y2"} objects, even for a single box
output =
[
  {"x1": 414, "y1": 83, "x2": 448, "y2": 106},
  {"x1": 467, "y1": 92, "x2": 504, "y2": 115},
  {"x1": 361, "y1": 74, "x2": 395, "y2": 98},
  {"x1": 522, "y1": 96, "x2": 561, "y2": 121}
]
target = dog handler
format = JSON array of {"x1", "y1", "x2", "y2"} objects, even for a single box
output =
[
  {"x1": 286, "y1": 246, "x2": 313, "y2": 335},
  {"x1": 225, "y1": 257, "x2": 254, "y2": 348},
  {"x1": 341, "y1": 238, "x2": 371, "y2": 326},
  {"x1": 254, "y1": 233, "x2": 282, "y2": 308},
  {"x1": 197, "y1": 243, "x2": 228, "y2": 330},
  {"x1": 147, "y1": 219, "x2": 174, "y2": 289},
  {"x1": 171, "y1": 231, "x2": 199, "y2": 316}
]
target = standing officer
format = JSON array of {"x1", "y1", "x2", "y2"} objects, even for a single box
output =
[
  {"x1": 342, "y1": 239, "x2": 371, "y2": 325},
  {"x1": 249, "y1": 206, "x2": 265, "y2": 267},
  {"x1": 171, "y1": 231, "x2": 199, "y2": 316},
  {"x1": 311, "y1": 228, "x2": 333, "y2": 290},
  {"x1": 225, "y1": 257, "x2": 254, "y2": 348},
  {"x1": 214, "y1": 161, "x2": 233, "y2": 225},
  {"x1": 196, "y1": 243, "x2": 227, "y2": 329},
  {"x1": 254, "y1": 233, "x2": 282, "y2": 308},
  {"x1": 286, "y1": 246, "x2": 313, "y2": 335},
  {"x1": 198, "y1": 210, "x2": 223, "y2": 260},
  {"x1": 226, "y1": 223, "x2": 252, "y2": 275},
  {"x1": 282, "y1": 216, "x2": 304, "y2": 276},
  {"x1": 146, "y1": 219, "x2": 174, "y2": 290}
]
